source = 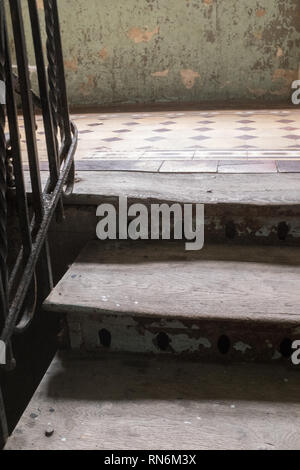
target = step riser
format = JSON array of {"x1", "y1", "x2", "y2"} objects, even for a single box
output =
[
  {"x1": 51, "y1": 203, "x2": 300, "y2": 246},
  {"x1": 67, "y1": 313, "x2": 300, "y2": 364},
  {"x1": 47, "y1": 203, "x2": 300, "y2": 295}
]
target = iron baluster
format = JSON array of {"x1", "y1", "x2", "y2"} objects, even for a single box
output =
[{"x1": 0, "y1": 0, "x2": 9, "y2": 448}]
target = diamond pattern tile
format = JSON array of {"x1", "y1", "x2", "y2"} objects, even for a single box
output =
[
  {"x1": 236, "y1": 145, "x2": 257, "y2": 149},
  {"x1": 194, "y1": 127, "x2": 213, "y2": 132},
  {"x1": 190, "y1": 135, "x2": 210, "y2": 141},
  {"x1": 237, "y1": 120, "x2": 255, "y2": 124},
  {"x1": 113, "y1": 129, "x2": 131, "y2": 133},
  {"x1": 237, "y1": 135, "x2": 257, "y2": 140},
  {"x1": 146, "y1": 136, "x2": 166, "y2": 142},
  {"x1": 16, "y1": 108, "x2": 300, "y2": 174},
  {"x1": 102, "y1": 137, "x2": 123, "y2": 142},
  {"x1": 197, "y1": 120, "x2": 215, "y2": 125},
  {"x1": 283, "y1": 135, "x2": 300, "y2": 140}
]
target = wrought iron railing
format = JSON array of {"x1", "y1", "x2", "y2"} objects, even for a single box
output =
[{"x1": 0, "y1": 0, "x2": 77, "y2": 446}]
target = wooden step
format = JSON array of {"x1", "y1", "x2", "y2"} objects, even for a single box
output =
[
  {"x1": 32, "y1": 170, "x2": 300, "y2": 206},
  {"x1": 6, "y1": 351, "x2": 300, "y2": 450},
  {"x1": 44, "y1": 241, "x2": 300, "y2": 361}
]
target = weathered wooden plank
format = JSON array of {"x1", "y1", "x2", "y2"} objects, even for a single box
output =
[
  {"x1": 44, "y1": 242, "x2": 300, "y2": 324},
  {"x1": 25, "y1": 171, "x2": 300, "y2": 206},
  {"x1": 5, "y1": 352, "x2": 300, "y2": 450}
]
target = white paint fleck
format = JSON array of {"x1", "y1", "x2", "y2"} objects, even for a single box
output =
[
  {"x1": 61, "y1": 438, "x2": 67, "y2": 442},
  {"x1": 199, "y1": 337, "x2": 212, "y2": 349},
  {"x1": 272, "y1": 350, "x2": 282, "y2": 360},
  {"x1": 184, "y1": 421, "x2": 192, "y2": 424},
  {"x1": 233, "y1": 341, "x2": 252, "y2": 354},
  {"x1": 255, "y1": 226, "x2": 272, "y2": 237},
  {"x1": 230, "y1": 405, "x2": 236, "y2": 409}
]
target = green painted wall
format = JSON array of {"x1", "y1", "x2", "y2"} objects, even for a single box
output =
[{"x1": 7, "y1": 0, "x2": 300, "y2": 106}]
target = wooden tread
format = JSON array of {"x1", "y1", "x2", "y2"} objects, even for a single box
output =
[
  {"x1": 44, "y1": 241, "x2": 300, "y2": 325},
  {"x1": 28, "y1": 171, "x2": 300, "y2": 206}
]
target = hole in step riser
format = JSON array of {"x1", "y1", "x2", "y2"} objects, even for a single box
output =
[
  {"x1": 277, "y1": 222, "x2": 290, "y2": 241},
  {"x1": 225, "y1": 221, "x2": 237, "y2": 240},
  {"x1": 279, "y1": 338, "x2": 293, "y2": 358},
  {"x1": 98, "y1": 328, "x2": 112, "y2": 348},
  {"x1": 156, "y1": 332, "x2": 171, "y2": 351},
  {"x1": 217, "y1": 335, "x2": 231, "y2": 355}
]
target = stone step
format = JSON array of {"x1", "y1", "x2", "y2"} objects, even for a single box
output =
[{"x1": 44, "y1": 241, "x2": 300, "y2": 362}]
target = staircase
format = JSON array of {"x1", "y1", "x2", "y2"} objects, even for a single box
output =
[
  {"x1": 5, "y1": 170, "x2": 300, "y2": 450},
  {"x1": 43, "y1": 171, "x2": 300, "y2": 363}
]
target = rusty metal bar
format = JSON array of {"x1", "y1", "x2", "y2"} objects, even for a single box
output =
[
  {"x1": 10, "y1": 0, "x2": 43, "y2": 223},
  {"x1": 44, "y1": 0, "x2": 74, "y2": 195},
  {"x1": 51, "y1": 0, "x2": 72, "y2": 148},
  {"x1": 29, "y1": 0, "x2": 60, "y2": 192},
  {"x1": 28, "y1": 0, "x2": 65, "y2": 225},
  {"x1": 0, "y1": 0, "x2": 9, "y2": 448},
  {"x1": 1, "y1": 122, "x2": 78, "y2": 344},
  {"x1": 9, "y1": 0, "x2": 53, "y2": 299},
  {"x1": 44, "y1": 0, "x2": 59, "y2": 145},
  {"x1": 0, "y1": 384, "x2": 8, "y2": 449},
  {"x1": 0, "y1": 0, "x2": 77, "y2": 350},
  {"x1": 0, "y1": 0, "x2": 7, "y2": 331},
  {"x1": 4, "y1": 21, "x2": 31, "y2": 262},
  {"x1": 0, "y1": 0, "x2": 77, "y2": 445}
]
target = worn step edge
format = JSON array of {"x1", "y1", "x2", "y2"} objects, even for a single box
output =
[
  {"x1": 25, "y1": 171, "x2": 300, "y2": 206},
  {"x1": 44, "y1": 241, "x2": 300, "y2": 326}
]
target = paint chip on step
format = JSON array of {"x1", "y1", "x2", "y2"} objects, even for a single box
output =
[
  {"x1": 272, "y1": 350, "x2": 282, "y2": 360},
  {"x1": 233, "y1": 341, "x2": 252, "y2": 354},
  {"x1": 199, "y1": 337, "x2": 212, "y2": 349}
]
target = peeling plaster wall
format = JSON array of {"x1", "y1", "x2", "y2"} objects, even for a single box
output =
[{"x1": 7, "y1": 0, "x2": 300, "y2": 106}]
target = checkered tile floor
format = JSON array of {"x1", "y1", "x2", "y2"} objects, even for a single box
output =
[{"x1": 19, "y1": 108, "x2": 300, "y2": 173}]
